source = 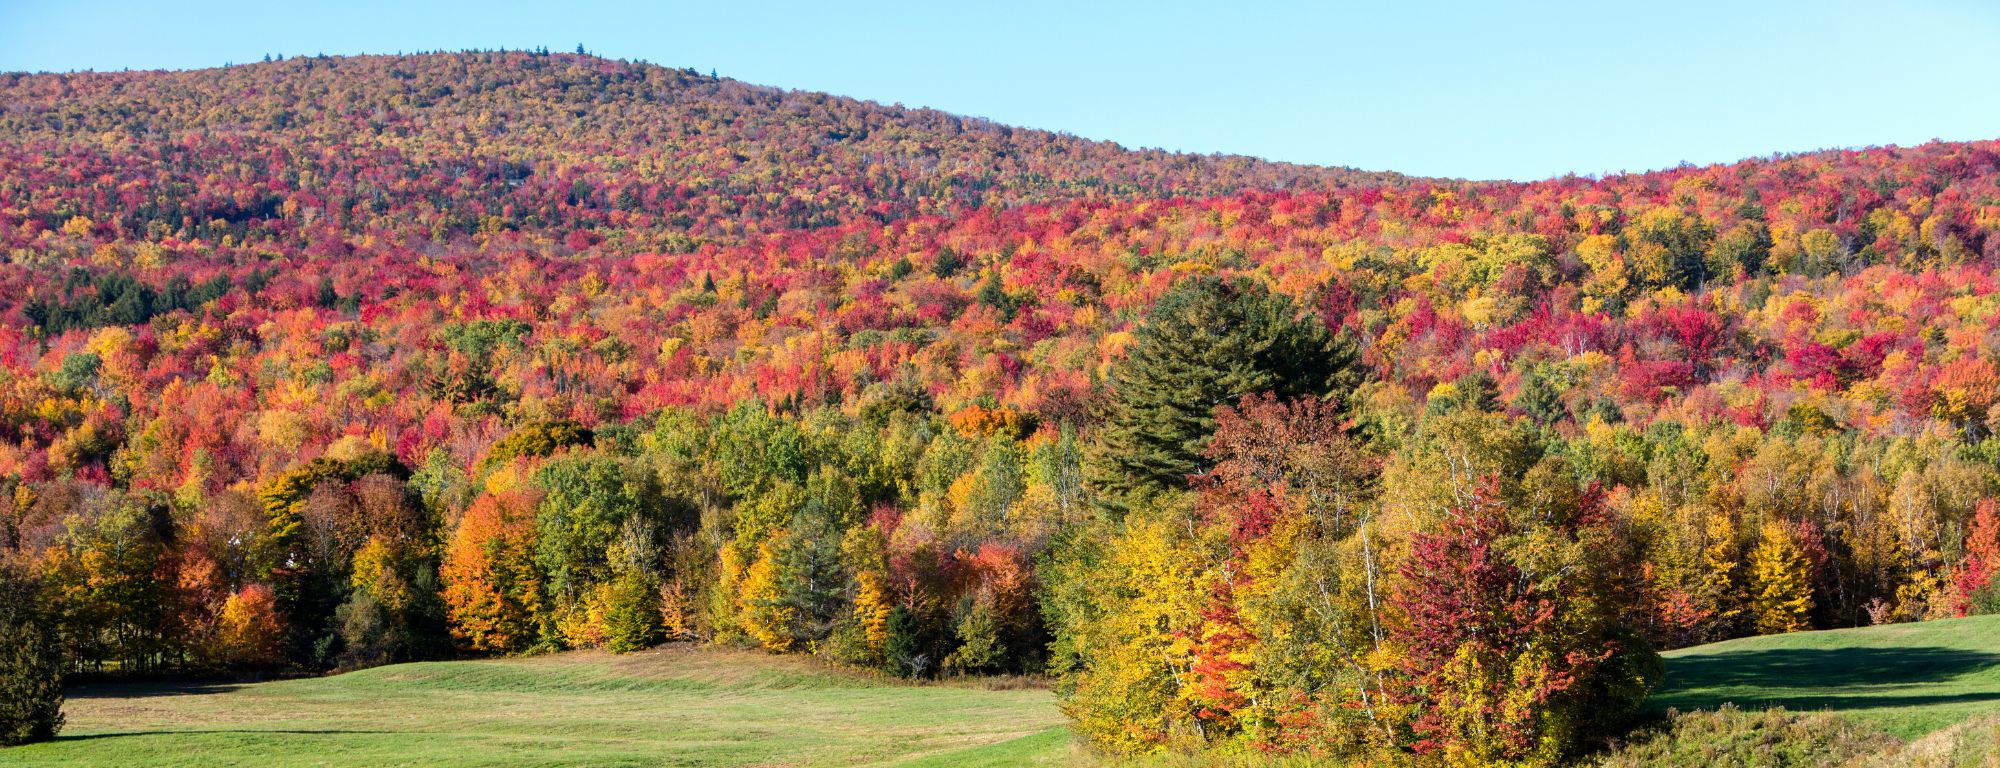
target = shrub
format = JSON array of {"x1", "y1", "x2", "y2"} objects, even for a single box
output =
[{"x1": 1595, "y1": 706, "x2": 1899, "y2": 768}]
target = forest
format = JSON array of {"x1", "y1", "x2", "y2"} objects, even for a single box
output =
[{"x1": 2, "y1": 51, "x2": 2000, "y2": 764}]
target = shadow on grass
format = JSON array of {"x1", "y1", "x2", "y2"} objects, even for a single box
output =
[
  {"x1": 1656, "y1": 646, "x2": 2000, "y2": 712},
  {"x1": 56, "y1": 729, "x2": 391, "y2": 742},
  {"x1": 65, "y1": 681, "x2": 246, "y2": 699}
]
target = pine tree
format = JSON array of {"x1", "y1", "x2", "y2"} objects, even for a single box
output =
[
  {"x1": 1513, "y1": 368, "x2": 1566, "y2": 425},
  {"x1": 1749, "y1": 521, "x2": 1813, "y2": 635},
  {"x1": 0, "y1": 564, "x2": 63, "y2": 746},
  {"x1": 1086, "y1": 276, "x2": 1354, "y2": 502},
  {"x1": 603, "y1": 572, "x2": 664, "y2": 653}
]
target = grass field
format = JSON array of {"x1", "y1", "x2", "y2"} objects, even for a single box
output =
[
  {"x1": 0, "y1": 645, "x2": 1075, "y2": 768},
  {"x1": 1650, "y1": 614, "x2": 2000, "y2": 739},
  {"x1": 10, "y1": 615, "x2": 2000, "y2": 767}
]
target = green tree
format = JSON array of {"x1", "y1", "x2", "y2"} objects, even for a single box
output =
[
  {"x1": 0, "y1": 564, "x2": 63, "y2": 746},
  {"x1": 533, "y1": 455, "x2": 663, "y2": 606},
  {"x1": 1087, "y1": 276, "x2": 1354, "y2": 501},
  {"x1": 603, "y1": 571, "x2": 664, "y2": 653}
]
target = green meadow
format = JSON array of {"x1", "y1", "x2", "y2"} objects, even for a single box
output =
[
  {"x1": 0, "y1": 646, "x2": 1073, "y2": 768},
  {"x1": 9, "y1": 616, "x2": 2000, "y2": 767},
  {"x1": 1651, "y1": 614, "x2": 2000, "y2": 739}
]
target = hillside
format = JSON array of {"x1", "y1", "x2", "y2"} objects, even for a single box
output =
[
  {"x1": 0, "y1": 51, "x2": 1403, "y2": 250},
  {"x1": 0, "y1": 647, "x2": 1072, "y2": 767},
  {"x1": 5, "y1": 51, "x2": 2000, "y2": 765}
]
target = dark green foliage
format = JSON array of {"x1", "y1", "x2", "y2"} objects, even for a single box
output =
[
  {"x1": 1712, "y1": 221, "x2": 1773, "y2": 279},
  {"x1": 0, "y1": 564, "x2": 64, "y2": 746},
  {"x1": 775, "y1": 508, "x2": 848, "y2": 646},
  {"x1": 883, "y1": 606, "x2": 929, "y2": 678},
  {"x1": 1514, "y1": 367, "x2": 1567, "y2": 425},
  {"x1": 975, "y1": 270, "x2": 1015, "y2": 318},
  {"x1": 21, "y1": 268, "x2": 230, "y2": 336},
  {"x1": 439, "y1": 319, "x2": 531, "y2": 364},
  {"x1": 1086, "y1": 275, "x2": 1355, "y2": 499},
  {"x1": 1428, "y1": 370, "x2": 1502, "y2": 416},
  {"x1": 931, "y1": 246, "x2": 963, "y2": 278}
]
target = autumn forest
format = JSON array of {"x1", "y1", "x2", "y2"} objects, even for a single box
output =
[{"x1": 3, "y1": 51, "x2": 2000, "y2": 765}]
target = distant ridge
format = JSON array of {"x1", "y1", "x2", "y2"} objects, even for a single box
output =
[{"x1": 0, "y1": 51, "x2": 1408, "y2": 240}]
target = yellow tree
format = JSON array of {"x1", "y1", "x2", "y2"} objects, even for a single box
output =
[
  {"x1": 737, "y1": 538, "x2": 794, "y2": 651},
  {"x1": 1698, "y1": 509, "x2": 1744, "y2": 638},
  {"x1": 1749, "y1": 521, "x2": 1813, "y2": 635}
]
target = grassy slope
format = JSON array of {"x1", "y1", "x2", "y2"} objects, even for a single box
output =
[
  {"x1": 0, "y1": 645, "x2": 1074, "y2": 768},
  {"x1": 1650, "y1": 614, "x2": 2000, "y2": 739}
]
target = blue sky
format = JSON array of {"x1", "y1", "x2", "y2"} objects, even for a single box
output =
[{"x1": 3, "y1": 0, "x2": 1997, "y2": 181}]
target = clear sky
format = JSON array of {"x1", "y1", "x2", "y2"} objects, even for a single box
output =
[{"x1": 3, "y1": 0, "x2": 1997, "y2": 181}]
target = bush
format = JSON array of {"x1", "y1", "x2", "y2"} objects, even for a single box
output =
[
  {"x1": 0, "y1": 564, "x2": 64, "y2": 746},
  {"x1": 1595, "y1": 706, "x2": 1899, "y2": 768}
]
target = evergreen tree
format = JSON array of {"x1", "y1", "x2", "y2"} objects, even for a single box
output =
[
  {"x1": 603, "y1": 571, "x2": 664, "y2": 653},
  {"x1": 1086, "y1": 276, "x2": 1354, "y2": 501},
  {"x1": 0, "y1": 564, "x2": 63, "y2": 746},
  {"x1": 1513, "y1": 368, "x2": 1566, "y2": 425},
  {"x1": 775, "y1": 508, "x2": 848, "y2": 645}
]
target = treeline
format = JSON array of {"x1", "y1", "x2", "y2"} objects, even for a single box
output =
[{"x1": 7, "y1": 277, "x2": 2000, "y2": 764}]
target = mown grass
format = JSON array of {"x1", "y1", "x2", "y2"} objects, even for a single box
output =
[
  {"x1": 0, "y1": 644, "x2": 1075, "y2": 767},
  {"x1": 13, "y1": 615, "x2": 2000, "y2": 767},
  {"x1": 1649, "y1": 614, "x2": 2000, "y2": 739}
]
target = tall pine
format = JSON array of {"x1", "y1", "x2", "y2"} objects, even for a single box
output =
[
  {"x1": 0, "y1": 563, "x2": 63, "y2": 746},
  {"x1": 1086, "y1": 276, "x2": 1354, "y2": 502}
]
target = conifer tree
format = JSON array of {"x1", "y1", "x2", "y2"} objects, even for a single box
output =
[
  {"x1": 0, "y1": 564, "x2": 63, "y2": 746},
  {"x1": 1086, "y1": 276, "x2": 1354, "y2": 502}
]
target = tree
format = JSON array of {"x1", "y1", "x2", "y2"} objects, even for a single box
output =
[
  {"x1": 1389, "y1": 475, "x2": 1657, "y2": 767},
  {"x1": 1749, "y1": 520, "x2": 1813, "y2": 634},
  {"x1": 0, "y1": 564, "x2": 63, "y2": 746},
  {"x1": 1087, "y1": 276, "x2": 1355, "y2": 501},
  {"x1": 441, "y1": 490, "x2": 546, "y2": 653},
  {"x1": 533, "y1": 455, "x2": 662, "y2": 608},
  {"x1": 214, "y1": 583, "x2": 286, "y2": 668},
  {"x1": 1954, "y1": 500, "x2": 2000, "y2": 616},
  {"x1": 737, "y1": 539, "x2": 794, "y2": 651},
  {"x1": 602, "y1": 571, "x2": 664, "y2": 653}
]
